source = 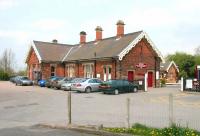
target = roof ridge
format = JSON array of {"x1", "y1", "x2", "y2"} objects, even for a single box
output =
[
  {"x1": 33, "y1": 40, "x2": 74, "y2": 46},
  {"x1": 73, "y1": 30, "x2": 143, "y2": 46},
  {"x1": 33, "y1": 30, "x2": 143, "y2": 46}
]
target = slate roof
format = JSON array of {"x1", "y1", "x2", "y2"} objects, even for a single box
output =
[
  {"x1": 29, "y1": 30, "x2": 163, "y2": 63},
  {"x1": 33, "y1": 41, "x2": 74, "y2": 62},
  {"x1": 65, "y1": 31, "x2": 143, "y2": 61},
  {"x1": 160, "y1": 61, "x2": 171, "y2": 71}
]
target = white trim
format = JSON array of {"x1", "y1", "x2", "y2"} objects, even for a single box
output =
[
  {"x1": 166, "y1": 61, "x2": 179, "y2": 73},
  {"x1": 118, "y1": 31, "x2": 164, "y2": 62},
  {"x1": 62, "y1": 47, "x2": 74, "y2": 62},
  {"x1": 31, "y1": 41, "x2": 42, "y2": 63}
]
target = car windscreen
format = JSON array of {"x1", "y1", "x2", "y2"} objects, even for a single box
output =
[{"x1": 21, "y1": 77, "x2": 29, "y2": 80}]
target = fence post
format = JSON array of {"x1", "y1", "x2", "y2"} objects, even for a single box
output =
[
  {"x1": 68, "y1": 91, "x2": 72, "y2": 125},
  {"x1": 169, "y1": 93, "x2": 173, "y2": 126},
  {"x1": 181, "y1": 77, "x2": 184, "y2": 91},
  {"x1": 126, "y1": 98, "x2": 130, "y2": 128}
]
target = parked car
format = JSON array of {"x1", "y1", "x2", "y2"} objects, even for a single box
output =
[
  {"x1": 52, "y1": 77, "x2": 74, "y2": 89},
  {"x1": 99, "y1": 79, "x2": 138, "y2": 95},
  {"x1": 15, "y1": 76, "x2": 33, "y2": 86},
  {"x1": 61, "y1": 78, "x2": 84, "y2": 91},
  {"x1": 71, "y1": 78, "x2": 103, "y2": 93},
  {"x1": 38, "y1": 79, "x2": 46, "y2": 87},
  {"x1": 45, "y1": 76, "x2": 61, "y2": 88},
  {"x1": 10, "y1": 76, "x2": 18, "y2": 83}
]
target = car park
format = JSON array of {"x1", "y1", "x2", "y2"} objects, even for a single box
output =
[
  {"x1": 15, "y1": 76, "x2": 33, "y2": 86},
  {"x1": 71, "y1": 78, "x2": 103, "y2": 93},
  {"x1": 99, "y1": 79, "x2": 138, "y2": 95},
  {"x1": 61, "y1": 78, "x2": 84, "y2": 91},
  {"x1": 52, "y1": 77, "x2": 74, "y2": 89}
]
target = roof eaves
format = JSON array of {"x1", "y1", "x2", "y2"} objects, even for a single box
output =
[
  {"x1": 118, "y1": 31, "x2": 164, "y2": 62},
  {"x1": 167, "y1": 61, "x2": 179, "y2": 73},
  {"x1": 32, "y1": 41, "x2": 42, "y2": 63}
]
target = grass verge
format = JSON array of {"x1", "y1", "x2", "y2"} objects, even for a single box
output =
[{"x1": 103, "y1": 123, "x2": 200, "y2": 136}]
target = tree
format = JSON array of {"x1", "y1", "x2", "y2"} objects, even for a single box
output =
[
  {"x1": 194, "y1": 45, "x2": 200, "y2": 56},
  {"x1": 0, "y1": 48, "x2": 16, "y2": 75},
  {"x1": 167, "y1": 52, "x2": 195, "y2": 78}
]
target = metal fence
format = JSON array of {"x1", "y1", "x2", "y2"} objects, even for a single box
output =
[{"x1": 67, "y1": 91, "x2": 200, "y2": 131}]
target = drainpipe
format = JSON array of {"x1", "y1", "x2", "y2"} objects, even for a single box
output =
[
  {"x1": 114, "y1": 58, "x2": 117, "y2": 79},
  {"x1": 154, "y1": 57, "x2": 157, "y2": 88},
  {"x1": 77, "y1": 61, "x2": 79, "y2": 78}
]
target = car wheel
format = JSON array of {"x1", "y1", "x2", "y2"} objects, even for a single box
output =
[
  {"x1": 114, "y1": 89, "x2": 119, "y2": 95},
  {"x1": 85, "y1": 87, "x2": 92, "y2": 93},
  {"x1": 133, "y1": 87, "x2": 138, "y2": 93}
]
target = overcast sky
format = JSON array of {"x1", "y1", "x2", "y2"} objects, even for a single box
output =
[{"x1": 0, "y1": 0, "x2": 200, "y2": 70}]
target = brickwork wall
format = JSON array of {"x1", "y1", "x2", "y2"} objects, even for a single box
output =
[{"x1": 120, "y1": 38, "x2": 160, "y2": 87}]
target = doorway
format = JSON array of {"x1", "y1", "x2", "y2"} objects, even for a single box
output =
[
  {"x1": 148, "y1": 71, "x2": 153, "y2": 87},
  {"x1": 128, "y1": 71, "x2": 134, "y2": 82}
]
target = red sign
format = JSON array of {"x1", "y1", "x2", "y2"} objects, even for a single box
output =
[{"x1": 136, "y1": 63, "x2": 147, "y2": 69}]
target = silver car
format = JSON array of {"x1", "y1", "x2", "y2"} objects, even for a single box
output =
[
  {"x1": 15, "y1": 76, "x2": 33, "y2": 86},
  {"x1": 61, "y1": 78, "x2": 84, "y2": 91},
  {"x1": 71, "y1": 78, "x2": 103, "y2": 93}
]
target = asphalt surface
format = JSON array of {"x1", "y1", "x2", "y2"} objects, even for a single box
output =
[
  {"x1": 0, "y1": 126, "x2": 99, "y2": 136},
  {"x1": 1, "y1": 81, "x2": 200, "y2": 132}
]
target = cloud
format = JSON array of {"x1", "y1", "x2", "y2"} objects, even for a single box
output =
[
  {"x1": 0, "y1": 30, "x2": 35, "y2": 43},
  {"x1": 0, "y1": 0, "x2": 17, "y2": 10},
  {"x1": 32, "y1": 19, "x2": 66, "y2": 30}
]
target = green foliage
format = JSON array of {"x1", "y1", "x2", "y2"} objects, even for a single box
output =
[
  {"x1": 104, "y1": 123, "x2": 200, "y2": 136},
  {"x1": 161, "y1": 78, "x2": 166, "y2": 87},
  {"x1": 16, "y1": 69, "x2": 27, "y2": 76},
  {"x1": 167, "y1": 52, "x2": 197, "y2": 78},
  {"x1": 0, "y1": 70, "x2": 9, "y2": 81}
]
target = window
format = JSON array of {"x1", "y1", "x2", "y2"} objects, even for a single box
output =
[
  {"x1": 68, "y1": 65, "x2": 75, "y2": 78},
  {"x1": 84, "y1": 64, "x2": 93, "y2": 78},
  {"x1": 51, "y1": 66, "x2": 55, "y2": 76}
]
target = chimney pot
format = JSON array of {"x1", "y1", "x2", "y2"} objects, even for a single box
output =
[
  {"x1": 80, "y1": 31, "x2": 86, "y2": 44},
  {"x1": 116, "y1": 20, "x2": 125, "y2": 37},
  {"x1": 95, "y1": 26, "x2": 103, "y2": 41}
]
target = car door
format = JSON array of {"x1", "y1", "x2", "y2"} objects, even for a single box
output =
[
  {"x1": 123, "y1": 80, "x2": 130, "y2": 92},
  {"x1": 118, "y1": 80, "x2": 124, "y2": 93},
  {"x1": 88, "y1": 79, "x2": 96, "y2": 91}
]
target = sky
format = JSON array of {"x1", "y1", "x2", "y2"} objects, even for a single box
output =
[{"x1": 0, "y1": 0, "x2": 200, "y2": 71}]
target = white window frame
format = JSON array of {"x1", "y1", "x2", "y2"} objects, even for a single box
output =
[
  {"x1": 66, "y1": 64, "x2": 75, "y2": 78},
  {"x1": 83, "y1": 63, "x2": 94, "y2": 78}
]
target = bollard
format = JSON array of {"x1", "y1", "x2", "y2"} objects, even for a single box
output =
[
  {"x1": 68, "y1": 91, "x2": 72, "y2": 125},
  {"x1": 126, "y1": 98, "x2": 130, "y2": 128}
]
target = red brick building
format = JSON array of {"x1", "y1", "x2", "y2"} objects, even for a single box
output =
[
  {"x1": 160, "y1": 61, "x2": 179, "y2": 83},
  {"x1": 26, "y1": 20, "x2": 164, "y2": 87}
]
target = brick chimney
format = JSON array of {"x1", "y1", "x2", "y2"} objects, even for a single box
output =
[
  {"x1": 95, "y1": 26, "x2": 103, "y2": 41},
  {"x1": 116, "y1": 20, "x2": 125, "y2": 37},
  {"x1": 80, "y1": 31, "x2": 86, "y2": 44}
]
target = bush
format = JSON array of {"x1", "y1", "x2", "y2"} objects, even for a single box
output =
[
  {"x1": 161, "y1": 78, "x2": 166, "y2": 87},
  {"x1": 0, "y1": 70, "x2": 9, "y2": 81},
  {"x1": 104, "y1": 123, "x2": 200, "y2": 136}
]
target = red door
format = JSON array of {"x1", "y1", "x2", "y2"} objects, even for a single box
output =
[
  {"x1": 128, "y1": 71, "x2": 134, "y2": 82},
  {"x1": 148, "y1": 72, "x2": 153, "y2": 87}
]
